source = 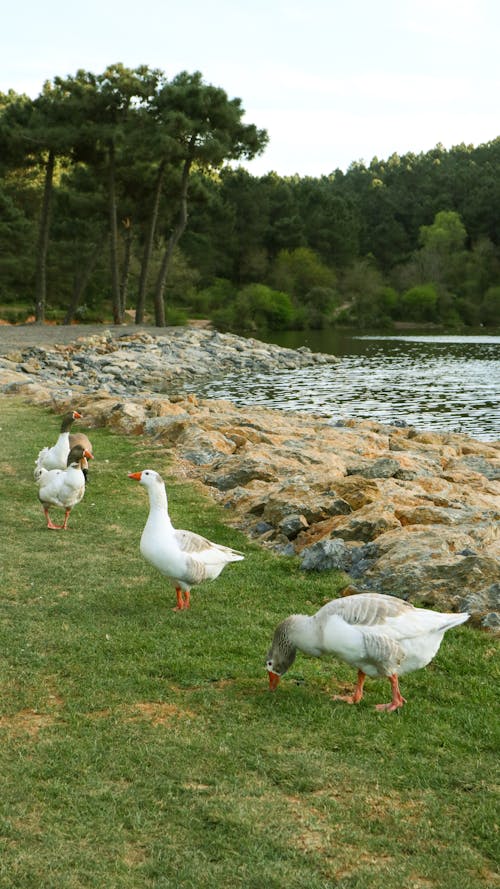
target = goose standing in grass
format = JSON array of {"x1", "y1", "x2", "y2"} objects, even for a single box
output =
[
  {"x1": 36, "y1": 445, "x2": 93, "y2": 530},
  {"x1": 34, "y1": 410, "x2": 83, "y2": 478},
  {"x1": 265, "y1": 592, "x2": 470, "y2": 711},
  {"x1": 128, "y1": 469, "x2": 245, "y2": 611}
]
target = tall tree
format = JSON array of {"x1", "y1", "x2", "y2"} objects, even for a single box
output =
[
  {"x1": 58, "y1": 64, "x2": 162, "y2": 323},
  {"x1": 148, "y1": 71, "x2": 268, "y2": 326},
  {"x1": 0, "y1": 87, "x2": 78, "y2": 322}
]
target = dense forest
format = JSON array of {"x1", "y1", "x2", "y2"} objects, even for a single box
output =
[{"x1": 1, "y1": 63, "x2": 500, "y2": 331}]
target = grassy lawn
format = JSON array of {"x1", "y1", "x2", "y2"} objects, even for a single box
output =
[{"x1": 0, "y1": 396, "x2": 498, "y2": 889}]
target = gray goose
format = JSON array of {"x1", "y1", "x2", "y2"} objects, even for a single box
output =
[{"x1": 266, "y1": 593, "x2": 469, "y2": 711}]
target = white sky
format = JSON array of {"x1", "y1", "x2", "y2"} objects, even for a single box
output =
[{"x1": 2, "y1": 0, "x2": 499, "y2": 177}]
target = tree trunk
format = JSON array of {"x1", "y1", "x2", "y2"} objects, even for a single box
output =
[
  {"x1": 153, "y1": 157, "x2": 191, "y2": 327},
  {"x1": 136, "y1": 159, "x2": 166, "y2": 324},
  {"x1": 120, "y1": 216, "x2": 133, "y2": 318},
  {"x1": 108, "y1": 141, "x2": 123, "y2": 325},
  {"x1": 34, "y1": 148, "x2": 55, "y2": 324},
  {"x1": 63, "y1": 238, "x2": 104, "y2": 324}
]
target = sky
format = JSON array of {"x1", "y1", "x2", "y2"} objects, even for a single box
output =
[{"x1": 2, "y1": 0, "x2": 500, "y2": 178}]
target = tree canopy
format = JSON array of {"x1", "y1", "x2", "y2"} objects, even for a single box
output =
[{"x1": 1, "y1": 66, "x2": 499, "y2": 330}]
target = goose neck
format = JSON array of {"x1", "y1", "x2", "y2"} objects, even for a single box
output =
[
  {"x1": 288, "y1": 614, "x2": 320, "y2": 654},
  {"x1": 147, "y1": 484, "x2": 170, "y2": 514}
]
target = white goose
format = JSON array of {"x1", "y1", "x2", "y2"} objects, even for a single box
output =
[
  {"x1": 34, "y1": 410, "x2": 83, "y2": 478},
  {"x1": 128, "y1": 469, "x2": 245, "y2": 611},
  {"x1": 36, "y1": 444, "x2": 93, "y2": 530},
  {"x1": 265, "y1": 592, "x2": 470, "y2": 711}
]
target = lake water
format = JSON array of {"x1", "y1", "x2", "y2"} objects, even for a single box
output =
[{"x1": 192, "y1": 330, "x2": 500, "y2": 442}]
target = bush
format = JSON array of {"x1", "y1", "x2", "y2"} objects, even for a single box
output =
[
  {"x1": 213, "y1": 283, "x2": 296, "y2": 332},
  {"x1": 400, "y1": 284, "x2": 439, "y2": 321},
  {"x1": 165, "y1": 306, "x2": 189, "y2": 326},
  {"x1": 195, "y1": 278, "x2": 234, "y2": 311},
  {"x1": 481, "y1": 286, "x2": 500, "y2": 326},
  {"x1": 272, "y1": 247, "x2": 336, "y2": 298}
]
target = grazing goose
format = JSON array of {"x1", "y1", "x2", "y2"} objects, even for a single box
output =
[
  {"x1": 265, "y1": 593, "x2": 470, "y2": 711},
  {"x1": 34, "y1": 410, "x2": 83, "y2": 478},
  {"x1": 128, "y1": 469, "x2": 245, "y2": 611},
  {"x1": 36, "y1": 444, "x2": 93, "y2": 530}
]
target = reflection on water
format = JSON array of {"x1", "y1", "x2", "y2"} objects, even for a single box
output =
[{"x1": 192, "y1": 331, "x2": 500, "y2": 441}]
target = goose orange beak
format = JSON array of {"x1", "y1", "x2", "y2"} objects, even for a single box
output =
[
  {"x1": 73, "y1": 411, "x2": 82, "y2": 419},
  {"x1": 128, "y1": 472, "x2": 142, "y2": 481},
  {"x1": 268, "y1": 671, "x2": 280, "y2": 691},
  {"x1": 84, "y1": 450, "x2": 94, "y2": 459}
]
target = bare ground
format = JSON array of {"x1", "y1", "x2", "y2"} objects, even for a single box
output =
[{"x1": 0, "y1": 323, "x2": 172, "y2": 355}]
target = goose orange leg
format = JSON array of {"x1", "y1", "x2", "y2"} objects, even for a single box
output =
[
  {"x1": 60, "y1": 508, "x2": 71, "y2": 530},
  {"x1": 173, "y1": 588, "x2": 191, "y2": 611},
  {"x1": 375, "y1": 674, "x2": 407, "y2": 712},
  {"x1": 44, "y1": 508, "x2": 63, "y2": 530},
  {"x1": 332, "y1": 669, "x2": 366, "y2": 704}
]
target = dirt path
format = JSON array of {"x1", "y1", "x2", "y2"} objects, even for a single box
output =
[{"x1": 0, "y1": 323, "x2": 171, "y2": 355}]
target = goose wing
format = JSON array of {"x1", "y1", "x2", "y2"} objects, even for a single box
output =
[
  {"x1": 175, "y1": 529, "x2": 244, "y2": 563},
  {"x1": 34, "y1": 447, "x2": 51, "y2": 479},
  {"x1": 318, "y1": 593, "x2": 459, "y2": 642}
]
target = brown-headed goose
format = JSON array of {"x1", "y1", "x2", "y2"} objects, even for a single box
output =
[
  {"x1": 34, "y1": 410, "x2": 84, "y2": 478},
  {"x1": 266, "y1": 592, "x2": 469, "y2": 711},
  {"x1": 68, "y1": 429, "x2": 93, "y2": 482},
  {"x1": 36, "y1": 444, "x2": 93, "y2": 530},
  {"x1": 128, "y1": 469, "x2": 244, "y2": 611}
]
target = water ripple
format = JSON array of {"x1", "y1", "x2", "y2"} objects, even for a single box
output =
[{"x1": 190, "y1": 334, "x2": 500, "y2": 441}]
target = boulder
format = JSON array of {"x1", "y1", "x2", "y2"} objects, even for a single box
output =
[
  {"x1": 107, "y1": 402, "x2": 147, "y2": 435},
  {"x1": 278, "y1": 514, "x2": 309, "y2": 539},
  {"x1": 300, "y1": 539, "x2": 353, "y2": 573},
  {"x1": 205, "y1": 457, "x2": 278, "y2": 491},
  {"x1": 459, "y1": 582, "x2": 500, "y2": 632},
  {"x1": 346, "y1": 457, "x2": 401, "y2": 478}
]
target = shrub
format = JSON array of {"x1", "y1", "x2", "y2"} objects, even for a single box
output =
[
  {"x1": 481, "y1": 286, "x2": 500, "y2": 326},
  {"x1": 272, "y1": 247, "x2": 336, "y2": 298},
  {"x1": 400, "y1": 284, "x2": 439, "y2": 321},
  {"x1": 195, "y1": 278, "x2": 234, "y2": 311},
  {"x1": 213, "y1": 283, "x2": 296, "y2": 332}
]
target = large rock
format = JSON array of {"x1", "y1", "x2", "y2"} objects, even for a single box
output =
[
  {"x1": 107, "y1": 402, "x2": 147, "y2": 435},
  {"x1": 205, "y1": 457, "x2": 279, "y2": 490},
  {"x1": 300, "y1": 539, "x2": 353, "y2": 572}
]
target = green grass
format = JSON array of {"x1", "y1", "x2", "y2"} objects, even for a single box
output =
[{"x1": 0, "y1": 397, "x2": 498, "y2": 889}]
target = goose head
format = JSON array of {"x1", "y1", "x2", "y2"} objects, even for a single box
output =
[
  {"x1": 61, "y1": 410, "x2": 82, "y2": 432},
  {"x1": 265, "y1": 617, "x2": 298, "y2": 690},
  {"x1": 128, "y1": 469, "x2": 163, "y2": 488},
  {"x1": 67, "y1": 445, "x2": 93, "y2": 469}
]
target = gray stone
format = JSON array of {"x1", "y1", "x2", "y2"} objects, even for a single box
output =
[
  {"x1": 323, "y1": 496, "x2": 352, "y2": 516},
  {"x1": 254, "y1": 521, "x2": 274, "y2": 535},
  {"x1": 278, "y1": 514, "x2": 309, "y2": 539},
  {"x1": 274, "y1": 542, "x2": 296, "y2": 557},
  {"x1": 300, "y1": 539, "x2": 353, "y2": 572},
  {"x1": 205, "y1": 459, "x2": 277, "y2": 491},
  {"x1": 459, "y1": 582, "x2": 500, "y2": 616},
  {"x1": 450, "y1": 455, "x2": 500, "y2": 480},
  {"x1": 182, "y1": 449, "x2": 221, "y2": 465},
  {"x1": 347, "y1": 457, "x2": 401, "y2": 479},
  {"x1": 481, "y1": 613, "x2": 500, "y2": 631}
]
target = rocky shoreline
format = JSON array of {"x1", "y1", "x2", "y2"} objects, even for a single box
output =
[{"x1": 1, "y1": 325, "x2": 499, "y2": 631}]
